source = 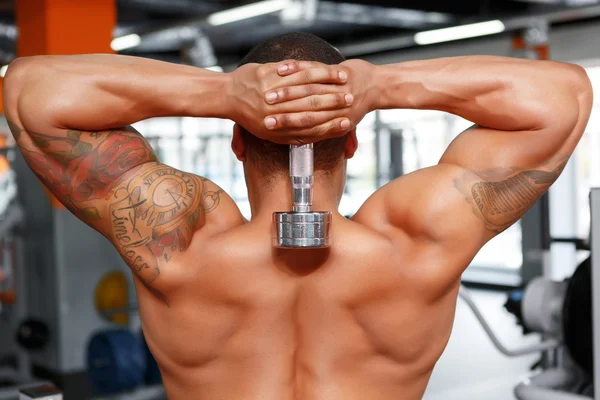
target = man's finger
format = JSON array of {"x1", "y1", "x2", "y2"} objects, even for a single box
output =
[
  {"x1": 276, "y1": 60, "x2": 300, "y2": 76},
  {"x1": 264, "y1": 110, "x2": 349, "y2": 130},
  {"x1": 304, "y1": 117, "x2": 353, "y2": 140},
  {"x1": 265, "y1": 84, "x2": 346, "y2": 104},
  {"x1": 267, "y1": 118, "x2": 354, "y2": 144},
  {"x1": 269, "y1": 93, "x2": 354, "y2": 113},
  {"x1": 277, "y1": 60, "x2": 329, "y2": 76},
  {"x1": 271, "y1": 67, "x2": 348, "y2": 89}
]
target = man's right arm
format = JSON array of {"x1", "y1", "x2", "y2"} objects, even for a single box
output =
[
  {"x1": 363, "y1": 56, "x2": 592, "y2": 242},
  {"x1": 359, "y1": 57, "x2": 592, "y2": 290},
  {"x1": 269, "y1": 56, "x2": 591, "y2": 240}
]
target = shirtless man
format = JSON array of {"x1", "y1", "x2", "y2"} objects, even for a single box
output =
[{"x1": 3, "y1": 32, "x2": 592, "y2": 399}]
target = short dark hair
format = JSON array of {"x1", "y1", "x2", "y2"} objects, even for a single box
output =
[{"x1": 237, "y1": 32, "x2": 348, "y2": 177}]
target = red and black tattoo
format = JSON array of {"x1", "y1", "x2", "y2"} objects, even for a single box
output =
[{"x1": 8, "y1": 121, "x2": 223, "y2": 305}]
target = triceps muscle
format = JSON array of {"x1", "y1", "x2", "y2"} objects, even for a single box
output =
[
  {"x1": 7, "y1": 121, "x2": 158, "y2": 224},
  {"x1": 465, "y1": 159, "x2": 567, "y2": 233}
]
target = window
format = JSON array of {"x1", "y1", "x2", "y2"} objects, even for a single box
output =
[
  {"x1": 377, "y1": 109, "x2": 523, "y2": 270},
  {"x1": 573, "y1": 63, "x2": 600, "y2": 240},
  {"x1": 132, "y1": 108, "x2": 524, "y2": 270}
]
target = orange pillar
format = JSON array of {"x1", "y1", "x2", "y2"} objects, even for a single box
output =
[
  {"x1": 0, "y1": 0, "x2": 115, "y2": 112},
  {"x1": 12, "y1": 0, "x2": 116, "y2": 207},
  {"x1": 16, "y1": 0, "x2": 115, "y2": 56},
  {"x1": 0, "y1": 79, "x2": 3, "y2": 114}
]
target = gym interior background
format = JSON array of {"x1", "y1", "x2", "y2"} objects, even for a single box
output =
[{"x1": 1, "y1": 0, "x2": 600, "y2": 399}]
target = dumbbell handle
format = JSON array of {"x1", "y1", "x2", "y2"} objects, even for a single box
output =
[{"x1": 290, "y1": 144, "x2": 314, "y2": 213}]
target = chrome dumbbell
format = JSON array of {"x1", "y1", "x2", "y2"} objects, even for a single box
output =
[{"x1": 273, "y1": 144, "x2": 331, "y2": 248}]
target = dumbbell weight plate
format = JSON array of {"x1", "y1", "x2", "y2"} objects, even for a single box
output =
[
  {"x1": 563, "y1": 256, "x2": 593, "y2": 374},
  {"x1": 87, "y1": 329, "x2": 146, "y2": 395},
  {"x1": 273, "y1": 211, "x2": 332, "y2": 248}
]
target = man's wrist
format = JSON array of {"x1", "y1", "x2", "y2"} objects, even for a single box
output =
[
  {"x1": 187, "y1": 70, "x2": 233, "y2": 120},
  {"x1": 370, "y1": 64, "x2": 394, "y2": 110},
  {"x1": 218, "y1": 72, "x2": 236, "y2": 120}
]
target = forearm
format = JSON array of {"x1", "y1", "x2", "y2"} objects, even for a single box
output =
[
  {"x1": 373, "y1": 56, "x2": 588, "y2": 132},
  {"x1": 3, "y1": 54, "x2": 229, "y2": 132}
]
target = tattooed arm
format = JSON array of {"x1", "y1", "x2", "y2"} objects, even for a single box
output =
[
  {"x1": 3, "y1": 121, "x2": 232, "y2": 302},
  {"x1": 1, "y1": 55, "x2": 242, "y2": 302},
  {"x1": 106, "y1": 163, "x2": 227, "y2": 304},
  {"x1": 2, "y1": 54, "x2": 232, "y2": 221}
]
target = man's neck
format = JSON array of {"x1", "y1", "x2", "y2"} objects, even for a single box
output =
[{"x1": 247, "y1": 173, "x2": 342, "y2": 221}]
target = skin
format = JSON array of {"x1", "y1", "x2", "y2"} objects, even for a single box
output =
[{"x1": 3, "y1": 53, "x2": 593, "y2": 400}]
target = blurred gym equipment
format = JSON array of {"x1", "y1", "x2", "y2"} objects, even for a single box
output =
[
  {"x1": 16, "y1": 320, "x2": 50, "y2": 352},
  {"x1": 85, "y1": 328, "x2": 164, "y2": 398},
  {"x1": 18, "y1": 384, "x2": 62, "y2": 400},
  {"x1": 0, "y1": 160, "x2": 52, "y2": 400},
  {"x1": 95, "y1": 271, "x2": 130, "y2": 326},
  {"x1": 86, "y1": 329, "x2": 147, "y2": 395},
  {"x1": 459, "y1": 188, "x2": 600, "y2": 400}
]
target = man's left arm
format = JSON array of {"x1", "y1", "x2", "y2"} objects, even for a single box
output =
[
  {"x1": 3, "y1": 54, "x2": 352, "y2": 228},
  {"x1": 266, "y1": 56, "x2": 593, "y2": 292},
  {"x1": 2, "y1": 54, "x2": 233, "y2": 231}
]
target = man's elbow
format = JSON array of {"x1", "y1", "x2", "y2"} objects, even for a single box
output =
[
  {"x1": 4, "y1": 57, "x2": 32, "y2": 88},
  {"x1": 2, "y1": 57, "x2": 32, "y2": 116},
  {"x1": 564, "y1": 64, "x2": 594, "y2": 137},
  {"x1": 570, "y1": 64, "x2": 594, "y2": 114},
  {"x1": 543, "y1": 63, "x2": 593, "y2": 134}
]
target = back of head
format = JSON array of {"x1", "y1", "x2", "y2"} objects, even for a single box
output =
[{"x1": 237, "y1": 32, "x2": 348, "y2": 178}]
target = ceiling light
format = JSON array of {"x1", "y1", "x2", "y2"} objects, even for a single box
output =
[
  {"x1": 414, "y1": 20, "x2": 505, "y2": 45},
  {"x1": 111, "y1": 34, "x2": 142, "y2": 51},
  {"x1": 0, "y1": 65, "x2": 8, "y2": 78},
  {"x1": 208, "y1": 0, "x2": 291, "y2": 26}
]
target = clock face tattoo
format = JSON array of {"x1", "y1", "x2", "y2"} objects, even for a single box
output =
[
  {"x1": 128, "y1": 165, "x2": 203, "y2": 236},
  {"x1": 107, "y1": 160, "x2": 227, "y2": 307}
]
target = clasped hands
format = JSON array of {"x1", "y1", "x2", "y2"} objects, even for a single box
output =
[{"x1": 227, "y1": 59, "x2": 376, "y2": 144}]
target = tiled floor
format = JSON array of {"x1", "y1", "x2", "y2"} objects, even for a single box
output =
[{"x1": 424, "y1": 288, "x2": 542, "y2": 400}]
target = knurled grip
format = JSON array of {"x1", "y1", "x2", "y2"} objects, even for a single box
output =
[
  {"x1": 290, "y1": 144, "x2": 313, "y2": 177},
  {"x1": 290, "y1": 144, "x2": 314, "y2": 213}
]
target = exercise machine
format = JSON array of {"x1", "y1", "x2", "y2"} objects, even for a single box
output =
[{"x1": 460, "y1": 188, "x2": 600, "y2": 399}]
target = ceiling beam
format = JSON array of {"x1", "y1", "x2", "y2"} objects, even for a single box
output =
[
  {"x1": 118, "y1": 0, "x2": 219, "y2": 15},
  {"x1": 337, "y1": 3, "x2": 600, "y2": 57},
  {"x1": 313, "y1": 2, "x2": 455, "y2": 30}
]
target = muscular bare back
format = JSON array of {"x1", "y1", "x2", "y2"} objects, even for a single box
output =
[
  {"x1": 3, "y1": 44, "x2": 592, "y2": 400},
  {"x1": 130, "y1": 161, "x2": 568, "y2": 399},
  {"x1": 139, "y1": 205, "x2": 459, "y2": 400}
]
